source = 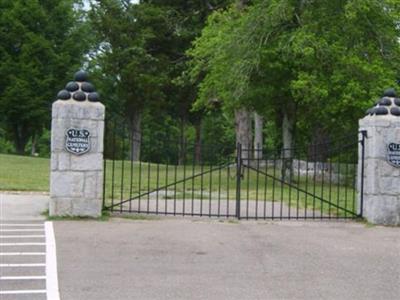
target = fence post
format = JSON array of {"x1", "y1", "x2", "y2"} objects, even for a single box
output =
[
  {"x1": 358, "y1": 130, "x2": 367, "y2": 218},
  {"x1": 236, "y1": 143, "x2": 242, "y2": 219},
  {"x1": 358, "y1": 88, "x2": 400, "y2": 225},
  {"x1": 50, "y1": 71, "x2": 105, "y2": 217}
]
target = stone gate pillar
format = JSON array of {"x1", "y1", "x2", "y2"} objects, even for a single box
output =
[
  {"x1": 50, "y1": 71, "x2": 104, "y2": 217},
  {"x1": 359, "y1": 88, "x2": 400, "y2": 225}
]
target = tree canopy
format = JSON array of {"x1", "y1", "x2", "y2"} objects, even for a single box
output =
[
  {"x1": 0, "y1": 0, "x2": 399, "y2": 159},
  {"x1": 188, "y1": 0, "x2": 400, "y2": 146},
  {"x1": 0, "y1": 0, "x2": 90, "y2": 153}
]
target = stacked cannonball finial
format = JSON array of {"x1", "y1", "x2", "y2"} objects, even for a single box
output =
[
  {"x1": 366, "y1": 88, "x2": 400, "y2": 116},
  {"x1": 56, "y1": 71, "x2": 100, "y2": 103}
]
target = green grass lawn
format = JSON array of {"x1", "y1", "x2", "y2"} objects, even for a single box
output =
[
  {"x1": 0, "y1": 153, "x2": 358, "y2": 217},
  {"x1": 0, "y1": 154, "x2": 50, "y2": 191}
]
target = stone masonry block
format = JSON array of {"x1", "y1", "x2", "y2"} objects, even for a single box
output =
[
  {"x1": 50, "y1": 171, "x2": 84, "y2": 198},
  {"x1": 84, "y1": 171, "x2": 103, "y2": 199},
  {"x1": 72, "y1": 198, "x2": 102, "y2": 218},
  {"x1": 51, "y1": 153, "x2": 58, "y2": 171},
  {"x1": 70, "y1": 153, "x2": 103, "y2": 171},
  {"x1": 58, "y1": 152, "x2": 71, "y2": 171},
  {"x1": 379, "y1": 177, "x2": 400, "y2": 195},
  {"x1": 49, "y1": 197, "x2": 72, "y2": 216},
  {"x1": 363, "y1": 195, "x2": 400, "y2": 226},
  {"x1": 52, "y1": 100, "x2": 105, "y2": 120}
]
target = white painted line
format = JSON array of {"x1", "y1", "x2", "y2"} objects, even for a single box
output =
[
  {"x1": 0, "y1": 276, "x2": 46, "y2": 280},
  {"x1": 0, "y1": 252, "x2": 45, "y2": 255},
  {"x1": 0, "y1": 224, "x2": 44, "y2": 227},
  {"x1": 0, "y1": 290, "x2": 46, "y2": 295},
  {"x1": 0, "y1": 235, "x2": 45, "y2": 238},
  {"x1": 0, "y1": 263, "x2": 45, "y2": 267},
  {"x1": 0, "y1": 229, "x2": 44, "y2": 232},
  {"x1": 45, "y1": 221, "x2": 60, "y2": 300},
  {"x1": 0, "y1": 243, "x2": 46, "y2": 246}
]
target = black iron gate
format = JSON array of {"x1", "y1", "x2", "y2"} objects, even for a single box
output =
[{"x1": 103, "y1": 120, "x2": 366, "y2": 220}]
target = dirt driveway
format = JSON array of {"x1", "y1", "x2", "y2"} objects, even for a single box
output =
[{"x1": 54, "y1": 218, "x2": 400, "y2": 300}]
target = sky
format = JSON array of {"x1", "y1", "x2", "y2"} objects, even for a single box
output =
[{"x1": 83, "y1": 0, "x2": 139, "y2": 10}]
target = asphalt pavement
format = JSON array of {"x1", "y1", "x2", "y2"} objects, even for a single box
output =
[
  {"x1": 55, "y1": 217, "x2": 400, "y2": 300},
  {"x1": 1, "y1": 192, "x2": 399, "y2": 300},
  {"x1": 0, "y1": 192, "x2": 58, "y2": 300}
]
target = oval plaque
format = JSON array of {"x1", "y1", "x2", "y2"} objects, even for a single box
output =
[
  {"x1": 387, "y1": 143, "x2": 400, "y2": 167},
  {"x1": 65, "y1": 128, "x2": 91, "y2": 155}
]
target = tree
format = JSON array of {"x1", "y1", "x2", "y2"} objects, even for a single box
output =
[
  {"x1": 0, "y1": 0, "x2": 90, "y2": 154},
  {"x1": 89, "y1": 0, "x2": 178, "y2": 160},
  {"x1": 90, "y1": 0, "x2": 231, "y2": 162},
  {"x1": 188, "y1": 0, "x2": 400, "y2": 161}
]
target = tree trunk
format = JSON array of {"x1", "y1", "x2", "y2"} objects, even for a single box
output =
[
  {"x1": 14, "y1": 124, "x2": 30, "y2": 155},
  {"x1": 194, "y1": 120, "x2": 202, "y2": 164},
  {"x1": 31, "y1": 132, "x2": 37, "y2": 156},
  {"x1": 178, "y1": 118, "x2": 186, "y2": 165},
  {"x1": 236, "y1": 0, "x2": 249, "y2": 10},
  {"x1": 130, "y1": 110, "x2": 142, "y2": 162},
  {"x1": 235, "y1": 108, "x2": 252, "y2": 160},
  {"x1": 253, "y1": 112, "x2": 263, "y2": 160},
  {"x1": 281, "y1": 105, "x2": 295, "y2": 181}
]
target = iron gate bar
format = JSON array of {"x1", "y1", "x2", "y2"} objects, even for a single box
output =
[
  {"x1": 243, "y1": 164, "x2": 358, "y2": 216},
  {"x1": 182, "y1": 156, "x2": 186, "y2": 216},
  {"x1": 209, "y1": 161, "x2": 213, "y2": 217},
  {"x1": 328, "y1": 155, "x2": 333, "y2": 218},
  {"x1": 263, "y1": 156, "x2": 268, "y2": 218},
  {"x1": 104, "y1": 117, "x2": 364, "y2": 220},
  {"x1": 173, "y1": 163, "x2": 177, "y2": 215},
  {"x1": 320, "y1": 148, "x2": 325, "y2": 219},
  {"x1": 111, "y1": 120, "x2": 116, "y2": 210},
  {"x1": 304, "y1": 158, "x2": 309, "y2": 218},
  {"x1": 227, "y1": 161, "x2": 230, "y2": 216},
  {"x1": 156, "y1": 163, "x2": 160, "y2": 214},
  {"x1": 165, "y1": 160, "x2": 168, "y2": 215},
  {"x1": 105, "y1": 163, "x2": 231, "y2": 210},
  {"x1": 120, "y1": 124, "x2": 126, "y2": 213},
  {"x1": 312, "y1": 143, "x2": 317, "y2": 218},
  {"x1": 200, "y1": 158, "x2": 204, "y2": 216},
  {"x1": 296, "y1": 157, "x2": 301, "y2": 218},
  {"x1": 129, "y1": 131, "x2": 134, "y2": 212},
  {"x1": 235, "y1": 144, "x2": 241, "y2": 219},
  {"x1": 148, "y1": 161, "x2": 151, "y2": 214},
  {"x1": 218, "y1": 161, "x2": 222, "y2": 217},
  {"x1": 255, "y1": 147, "x2": 260, "y2": 220},
  {"x1": 359, "y1": 130, "x2": 367, "y2": 217},
  {"x1": 113, "y1": 210, "x2": 237, "y2": 218}
]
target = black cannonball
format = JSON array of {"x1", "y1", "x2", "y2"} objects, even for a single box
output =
[
  {"x1": 74, "y1": 70, "x2": 88, "y2": 82},
  {"x1": 88, "y1": 92, "x2": 100, "y2": 102},
  {"x1": 375, "y1": 106, "x2": 389, "y2": 115},
  {"x1": 65, "y1": 81, "x2": 79, "y2": 92},
  {"x1": 394, "y1": 98, "x2": 400, "y2": 106},
  {"x1": 73, "y1": 91, "x2": 86, "y2": 101},
  {"x1": 57, "y1": 89, "x2": 71, "y2": 100},
  {"x1": 390, "y1": 107, "x2": 400, "y2": 116},
  {"x1": 383, "y1": 88, "x2": 397, "y2": 97},
  {"x1": 378, "y1": 97, "x2": 392, "y2": 106},
  {"x1": 81, "y1": 82, "x2": 95, "y2": 93}
]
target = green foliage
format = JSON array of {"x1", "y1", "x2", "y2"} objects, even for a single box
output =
[
  {"x1": 188, "y1": 0, "x2": 400, "y2": 146},
  {"x1": 0, "y1": 0, "x2": 90, "y2": 153},
  {"x1": 89, "y1": 1, "x2": 171, "y2": 117}
]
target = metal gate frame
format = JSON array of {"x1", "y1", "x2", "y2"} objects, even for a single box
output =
[{"x1": 103, "y1": 121, "x2": 365, "y2": 221}]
